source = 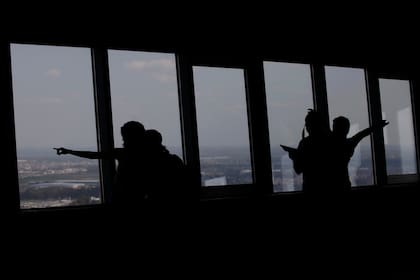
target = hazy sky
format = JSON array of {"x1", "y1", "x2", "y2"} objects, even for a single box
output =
[
  {"x1": 193, "y1": 66, "x2": 250, "y2": 148},
  {"x1": 11, "y1": 44, "x2": 97, "y2": 152},
  {"x1": 264, "y1": 61, "x2": 313, "y2": 148},
  {"x1": 108, "y1": 50, "x2": 181, "y2": 151},
  {"x1": 10, "y1": 43, "x2": 416, "y2": 161}
]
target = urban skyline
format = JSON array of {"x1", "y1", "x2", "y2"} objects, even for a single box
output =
[{"x1": 17, "y1": 144, "x2": 414, "y2": 209}]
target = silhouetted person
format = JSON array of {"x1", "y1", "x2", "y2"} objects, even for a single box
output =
[
  {"x1": 144, "y1": 129, "x2": 194, "y2": 205},
  {"x1": 331, "y1": 116, "x2": 389, "y2": 190},
  {"x1": 283, "y1": 112, "x2": 389, "y2": 195},
  {"x1": 55, "y1": 123, "x2": 193, "y2": 210},
  {"x1": 288, "y1": 109, "x2": 335, "y2": 194},
  {"x1": 55, "y1": 121, "x2": 148, "y2": 209}
]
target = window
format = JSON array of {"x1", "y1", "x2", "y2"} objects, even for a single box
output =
[
  {"x1": 193, "y1": 66, "x2": 253, "y2": 187},
  {"x1": 325, "y1": 66, "x2": 374, "y2": 186},
  {"x1": 108, "y1": 50, "x2": 182, "y2": 158},
  {"x1": 379, "y1": 79, "x2": 417, "y2": 175},
  {"x1": 264, "y1": 62, "x2": 313, "y2": 192},
  {"x1": 11, "y1": 44, "x2": 100, "y2": 209}
]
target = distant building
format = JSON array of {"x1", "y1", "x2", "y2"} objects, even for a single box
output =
[{"x1": 204, "y1": 176, "x2": 227, "y2": 187}]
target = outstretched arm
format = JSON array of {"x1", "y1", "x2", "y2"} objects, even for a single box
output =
[
  {"x1": 54, "y1": 147, "x2": 116, "y2": 159},
  {"x1": 351, "y1": 120, "x2": 389, "y2": 146}
]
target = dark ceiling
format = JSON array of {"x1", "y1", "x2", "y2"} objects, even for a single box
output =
[{"x1": 3, "y1": 12, "x2": 418, "y2": 76}]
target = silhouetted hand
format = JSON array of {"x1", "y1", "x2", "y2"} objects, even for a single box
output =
[
  {"x1": 281, "y1": 145, "x2": 297, "y2": 160},
  {"x1": 54, "y1": 147, "x2": 71, "y2": 155},
  {"x1": 372, "y1": 120, "x2": 389, "y2": 130}
]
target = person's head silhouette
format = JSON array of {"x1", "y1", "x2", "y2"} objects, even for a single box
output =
[
  {"x1": 121, "y1": 121, "x2": 145, "y2": 148},
  {"x1": 304, "y1": 109, "x2": 326, "y2": 137},
  {"x1": 145, "y1": 129, "x2": 169, "y2": 155},
  {"x1": 332, "y1": 116, "x2": 350, "y2": 139},
  {"x1": 145, "y1": 129, "x2": 162, "y2": 148}
]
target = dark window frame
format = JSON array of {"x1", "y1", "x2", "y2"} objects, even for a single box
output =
[
  {"x1": 182, "y1": 54, "x2": 272, "y2": 198},
  {"x1": 7, "y1": 42, "x2": 106, "y2": 212}
]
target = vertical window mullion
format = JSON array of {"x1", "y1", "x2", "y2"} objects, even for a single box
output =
[
  {"x1": 409, "y1": 79, "x2": 420, "y2": 175},
  {"x1": 245, "y1": 59, "x2": 273, "y2": 194},
  {"x1": 91, "y1": 47, "x2": 115, "y2": 205},
  {"x1": 0, "y1": 42, "x2": 20, "y2": 212},
  {"x1": 176, "y1": 54, "x2": 201, "y2": 190},
  {"x1": 365, "y1": 70, "x2": 387, "y2": 186},
  {"x1": 311, "y1": 64, "x2": 330, "y2": 126}
]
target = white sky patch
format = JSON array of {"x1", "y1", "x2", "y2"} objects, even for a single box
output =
[
  {"x1": 45, "y1": 68, "x2": 61, "y2": 78},
  {"x1": 125, "y1": 59, "x2": 175, "y2": 72},
  {"x1": 152, "y1": 72, "x2": 176, "y2": 83},
  {"x1": 125, "y1": 59, "x2": 176, "y2": 83},
  {"x1": 125, "y1": 60, "x2": 147, "y2": 70}
]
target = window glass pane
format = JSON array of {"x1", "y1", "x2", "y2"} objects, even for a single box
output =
[
  {"x1": 326, "y1": 66, "x2": 374, "y2": 186},
  {"x1": 193, "y1": 66, "x2": 252, "y2": 186},
  {"x1": 264, "y1": 62, "x2": 313, "y2": 192},
  {"x1": 108, "y1": 50, "x2": 182, "y2": 158},
  {"x1": 379, "y1": 79, "x2": 417, "y2": 175},
  {"x1": 11, "y1": 44, "x2": 100, "y2": 209}
]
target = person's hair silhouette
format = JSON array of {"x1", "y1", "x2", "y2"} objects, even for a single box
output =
[
  {"x1": 332, "y1": 116, "x2": 350, "y2": 138},
  {"x1": 145, "y1": 129, "x2": 166, "y2": 152},
  {"x1": 303, "y1": 109, "x2": 330, "y2": 137},
  {"x1": 121, "y1": 121, "x2": 145, "y2": 149}
]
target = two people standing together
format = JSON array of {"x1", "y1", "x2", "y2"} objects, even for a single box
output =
[
  {"x1": 55, "y1": 121, "x2": 190, "y2": 209},
  {"x1": 283, "y1": 109, "x2": 388, "y2": 194}
]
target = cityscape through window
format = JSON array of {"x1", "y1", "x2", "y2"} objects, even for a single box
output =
[
  {"x1": 193, "y1": 66, "x2": 253, "y2": 187},
  {"x1": 379, "y1": 79, "x2": 417, "y2": 175},
  {"x1": 11, "y1": 44, "x2": 101, "y2": 209}
]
